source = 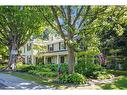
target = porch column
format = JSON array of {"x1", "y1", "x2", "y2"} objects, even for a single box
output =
[
  {"x1": 57, "y1": 55, "x2": 60, "y2": 64},
  {"x1": 44, "y1": 56, "x2": 46, "y2": 64}
]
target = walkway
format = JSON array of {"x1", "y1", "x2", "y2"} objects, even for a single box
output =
[{"x1": 0, "y1": 73, "x2": 55, "y2": 90}]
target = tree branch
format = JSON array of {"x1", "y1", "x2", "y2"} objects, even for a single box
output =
[
  {"x1": 50, "y1": 6, "x2": 66, "y2": 40},
  {"x1": 72, "y1": 6, "x2": 83, "y2": 26}
]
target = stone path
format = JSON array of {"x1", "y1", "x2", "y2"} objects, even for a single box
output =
[
  {"x1": 0, "y1": 73, "x2": 55, "y2": 90},
  {"x1": 85, "y1": 76, "x2": 116, "y2": 86}
]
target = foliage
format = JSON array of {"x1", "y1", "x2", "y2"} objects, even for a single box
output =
[
  {"x1": 58, "y1": 74, "x2": 68, "y2": 83},
  {"x1": 0, "y1": 64, "x2": 6, "y2": 69},
  {"x1": 93, "y1": 71, "x2": 113, "y2": 80},
  {"x1": 67, "y1": 73, "x2": 86, "y2": 84},
  {"x1": 122, "y1": 63, "x2": 127, "y2": 70},
  {"x1": 0, "y1": 44, "x2": 8, "y2": 62},
  {"x1": 75, "y1": 62, "x2": 102, "y2": 77},
  {"x1": 35, "y1": 64, "x2": 51, "y2": 70},
  {"x1": 58, "y1": 73, "x2": 86, "y2": 84},
  {"x1": 28, "y1": 70, "x2": 57, "y2": 78},
  {"x1": 0, "y1": 6, "x2": 44, "y2": 69},
  {"x1": 39, "y1": 6, "x2": 114, "y2": 74},
  {"x1": 17, "y1": 64, "x2": 36, "y2": 72},
  {"x1": 51, "y1": 64, "x2": 68, "y2": 73},
  {"x1": 107, "y1": 70, "x2": 127, "y2": 76},
  {"x1": 101, "y1": 76, "x2": 127, "y2": 89}
]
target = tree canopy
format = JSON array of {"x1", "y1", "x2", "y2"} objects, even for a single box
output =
[{"x1": 0, "y1": 6, "x2": 44, "y2": 70}]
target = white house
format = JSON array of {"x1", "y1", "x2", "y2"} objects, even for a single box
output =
[
  {"x1": 37, "y1": 34, "x2": 68, "y2": 64},
  {"x1": 19, "y1": 31, "x2": 69, "y2": 64}
]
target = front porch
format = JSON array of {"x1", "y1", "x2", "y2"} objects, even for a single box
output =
[{"x1": 36, "y1": 51, "x2": 68, "y2": 64}]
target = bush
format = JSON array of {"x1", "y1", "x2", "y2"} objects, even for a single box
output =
[
  {"x1": 39, "y1": 68, "x2": 51, "y2": 72},
  {"x1": 0, "y1": 64, "x2": 6, "y2": 69},
  {"x1": 122, "y1": 63, "x2": 127, "y2": 70},
  {"x1": 107, "y1": 70, "x2": 127, "y2": 76},
  {"x1": 68, "y1": 73, "x2": 86, "y2": 84},
  {"x1": 61, "y1": 64, "x2": 68, "y2": 74},
  {"x1": 50, "y1": 64, "x2": 58, "y2": 72},
  {"x1": 58, "y1": 73, "x2": 86, "y2": 84},
  {"x1": 93, "y1": 71, "x2": 113, "y2": 80},
  {"x1": 58, "y1": 74, "x2": 68, "y2": 83},
  {"x1": 35, "y1": 64, "x2": 51, "y2": 70},
  {"x1": 28, "y1": 70, "x2": 57, "y2": 78},
  {"x1": 17, "y1": 65, "x2": 36, "y2": 72},
  {"x1": 35, "y1": 64, "x2": 68, "y2": 73},
  {"x1": 75, "y1": 62, "x2": 102, "y2": 77}
]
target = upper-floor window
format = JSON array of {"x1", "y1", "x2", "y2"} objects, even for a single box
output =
[
  {"x1": 27, "y1": 43, "x2": 32, "y2": 51},
  {"x1": 48, "y1": 44, "x2": 54, "y2": 51},
  {"x1": 59, "y1": 42, "x2": 66, "y2": 50}
]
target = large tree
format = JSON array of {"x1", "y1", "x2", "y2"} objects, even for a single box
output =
[
  {"x1": 97, "y1": 6, "x2": 127, "y2": 69},
  {"x1": 39, "y1": 6, "x2": 113, "y2": 74},
  {"x1": 0, "y1": 6, "x2": 43, "y2": 70}
]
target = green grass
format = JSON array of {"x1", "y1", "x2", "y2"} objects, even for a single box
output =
[
  {"x1": 100, "y1": 76, "x2": 127, "y2": 89},
  {"x1": 1, "y1": 72, "x2": 127, "y2": 90},
  {"x1": 2, "y1": 72, "x2": 71, "y2": 89}
]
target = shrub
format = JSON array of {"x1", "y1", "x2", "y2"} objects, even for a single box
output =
[
  {"x1": 50, "y1": 64, "x2": 58, "y2": 72},
  {"x1": 28, "y1": 70, "x2": 57, "y2": 78},
  {"x1": 61, "y1": 64, "x2": 68, "y2": 74},
  {"x1": 122, "y1": 63, "x2": 127, "y2": 70},
  {"x1": 17, "y1": 65, "x2": 36, "y2": 72},
  {"x1": 50, "y1": 64, "x2": 68, "y2": 73},
  {"x1": 75, "y1": 62, "x2": 102, "y2": 77},
  {"x1": 58, "y1": 73, "x2": 86, "y2": 84},
  {"x1": 58, "y1": 74, "x2": 68, "y2": 83},
  {"x1": 39, "y1": 68, "x2": 51, "y2": 72},
  {"x1": 35, "y1": 64, "x2": 50, "y2": 70},
  {"x1": 107, "y1": 70, "x2": 127, "y2": 76},
  {"x1": 93, "y1": 71, "x2": 113, "y2": 80},
  {"x1": 0, "y1": 64, "x2": 6, "y2": 69},
  {"x1": 68, "y1": 73, "x2": 86, "y2": 84}
]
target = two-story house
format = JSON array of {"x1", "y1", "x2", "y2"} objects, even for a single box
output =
[
  {"x1": 37, "y1": 34, "x2": 68, "y2": 64},
  {"x1": 19, "y1": 29, "x2": 69, "y2": 64}
]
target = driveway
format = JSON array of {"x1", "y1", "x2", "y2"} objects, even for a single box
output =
[{"x1": 0, "y1": 73, "x2": 55, "y2": 90}]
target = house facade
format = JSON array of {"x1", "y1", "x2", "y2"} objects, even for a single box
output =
[
  {"x1": 19, "y1": 38, "x2": 43, "y2": 64},
  {"x1": 38, "y1": 37, "x2": 68, "y2": 64},
  {"x1": 19, "y1": 33, "x2": 69, "y2": 64}
]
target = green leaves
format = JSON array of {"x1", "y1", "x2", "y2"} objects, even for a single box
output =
[{"x1": 0, "y1": 6, "x2": 45, "y2": 49}]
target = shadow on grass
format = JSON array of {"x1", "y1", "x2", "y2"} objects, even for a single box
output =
[{"x1": 100, "y1": 76, "x2": 127, "y2": 89}]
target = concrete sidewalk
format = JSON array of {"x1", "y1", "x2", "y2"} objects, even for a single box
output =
[{"x1": 0, "y1": 73, "x2": 55, "y2": 90}]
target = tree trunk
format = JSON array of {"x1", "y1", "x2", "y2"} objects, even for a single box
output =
[
  {"x1": 7, "y1": 43, "x2": 17, "y2": 71},
  {"x1": 68, "y1": 47, "x2": 75, "y2": 74}
]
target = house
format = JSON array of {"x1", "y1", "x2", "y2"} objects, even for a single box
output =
[
  {"x1": 19, "y1": 38, "x2": 44, "y2": 64},
  {"x1": 19, "y1": 30, "x2": 69, "y2": 64},
  {"x1": 37, "y1": 34, "x2": 68, "y2": 64}
]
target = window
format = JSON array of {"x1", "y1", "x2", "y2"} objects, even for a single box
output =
[
  {"x1": 60, "y1": 56, "x2": 64, "y2": 63},
  {"x1": 59, "y1": 42, "x2": 66, "y2": 50},
  {"x1": 27, "y1": 56, "x2": 31, "y2": 64},
  {"x1": 48, "y1": 44, "x2": 54, "y2": 51},
  {"x1": 27, "y1": 43, "x2": 32, "y2": 51}
]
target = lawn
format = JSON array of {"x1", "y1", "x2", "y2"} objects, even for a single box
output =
[
  {"x1": 100, "y1": 76, "x2": 127, "y2": 89},
  {"x1": 3, "y1": 72, "x2": 127, "y2": 90}
]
